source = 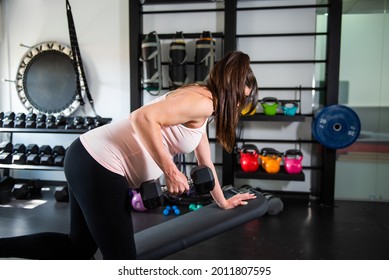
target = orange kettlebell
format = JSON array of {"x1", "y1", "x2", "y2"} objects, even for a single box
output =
[
  {"x1": 260, "y1": 147, "x2": 277, "y2": 169},
  {"x1": 260, "y1": 148, "x2": 282, "y2": 174},
  {"x1": 264, "y1": 156, "x2": 282, "y2": 174}
]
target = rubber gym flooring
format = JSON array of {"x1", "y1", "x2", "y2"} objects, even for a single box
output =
[{"x1": 0, "y1": 187, "x2": 388, "y2": 260}]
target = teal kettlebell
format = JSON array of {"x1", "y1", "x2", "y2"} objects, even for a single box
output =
[
  {"x1": 281, "y1": 102, "x2": 298, "y2": 116},
  {"x1": 261, "y1": 97, "x2": 279, "y2": 116}
]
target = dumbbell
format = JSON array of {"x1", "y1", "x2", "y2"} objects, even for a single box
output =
[
  {"x1": 25, "y1": 113, "x2": 37, "y2": 128},
  {"x1": 46, "y1": 115, "x2": 57, "y2": 129},
  {"x1": 0, "y1": 141, "x2": 12, "y2": 153},
  {"x1": 74, "y1": 116, "x2": 85, "y2": 129},
  {"x1": 12, "y1": 181, "x2": 42, "y2": 199},
  {"x1": 52, "y1": 145, "x2": 66, "y2": 166},
  {"x1": 36, "y1": 113, "x2": 47, "y2": 129},
  {"x1": 54, "y1": 185, "x2": 69, "y2": 202},
  {"x1": 0, "y1": 142, "x2": 13, "y2": 164},
  {"x1": 85, "y1": 117, "x2": 100, "y2": 130},
  {"x1": 12, "y1": 184, "x2": 31, "y2": 199},
  {"x1": 65, "y1": 116, "x2": 84, "y2": 129},
  {"x1": 94, "y1": 117, "x2": 110, "y2": 128},
  {"x1": 14, "y1": 113, "x2": 26, "y2": 128},
  {"x1": 84, "y1": 117, "x2": 95, "y2": 130},
  {"x1": 39, "y1": 145, "x2": 53, "y2": 165},
  {"x1": 189, "y1": 203, "x2": 203, "y2": 211},
  {"x1": 25, "y1": 144, "x2": 40, "y2": 165},
  {"x1": 2, "y1": 111, "x2": 15, "y2": 128},
  {"x1": 55, "y1": 115, "x2": 67, "y2": 127},
  {"x1": 163, "y1": 205, "x2": 180, "y2": 216},
  {"x1": 0, "y1": 176, "x2": 15, "y2": 204},
  {"x1": 11, "y1": 143, "x2": 27, "y2": 164},
  {"x1": 139, "y1": 165, "x2": 215, "y2": 209}
]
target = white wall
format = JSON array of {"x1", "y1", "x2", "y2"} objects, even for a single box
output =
[
  {"x1": 339, "y1": 13, "x2": 389, "y2": 107},
  {"x1": 335, "y1": 12, "x2": 389, "y2": 202}
]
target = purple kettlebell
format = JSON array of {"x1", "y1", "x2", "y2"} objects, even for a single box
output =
[{"x1": 131, "y1": 190, "x2": 148, "y2": 212}]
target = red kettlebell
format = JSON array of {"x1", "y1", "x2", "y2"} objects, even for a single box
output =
[
  {"x1": 284, "y1": 149, "x2": 303, "y2": 174},
  {"x1": 240, "y1": 144, "x2": 260, "y2": 172}
]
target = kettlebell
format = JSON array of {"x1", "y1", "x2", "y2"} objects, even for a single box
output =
[
  {"x1": 130, "y1": 190, "x2": 148, "y2": 212},
  {"x1": 241, "y1": 101, "x2": 257, "y2": 116},
  {"x1": 261, "y1": 97, "x2": 279, "y2": 116},
  {"x1": 280, "y1": 101, "x2": 298, "y2": 116},
  {"x1": 259, "y1": 147, "x2": 278, "y2": 169},
  {"x1": 240, "y1": 144, "x2": 260, "y2": 172},
  {"x1": 260, "y1": 148, "x2": 282, "y2": 174},
  {"x1": 284, "y1": 149, "x2": 303, "y2": 174}
]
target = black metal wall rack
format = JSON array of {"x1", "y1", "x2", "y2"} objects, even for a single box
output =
[{"x1": 129, "y1": 0, "x2": 342, "y2": 206}]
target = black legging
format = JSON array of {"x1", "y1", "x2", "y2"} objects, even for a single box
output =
[{"x1": 0, "y1": 138, "x2": 136, "y2": 260}]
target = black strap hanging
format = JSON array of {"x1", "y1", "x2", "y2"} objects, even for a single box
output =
[
  {"x1": 66, "y1": 0, "x2": 98, "y2": 116},
  {"x1": 140, "y1": 31, "x2": 162, "y2": 96},
  {"x1": 169, "y1": 31, "x2": 188, "y2": 90},
  {"x1": 194, "y1": 31, "x2": 216, "y2": 84}
]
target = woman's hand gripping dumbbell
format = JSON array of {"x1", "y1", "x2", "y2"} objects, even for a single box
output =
[{"x1": 139, "y1": 165, "x2": 215, "y2": 209}]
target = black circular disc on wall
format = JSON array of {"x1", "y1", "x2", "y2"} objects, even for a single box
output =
[{"x1": 16, "y1": 42, "x2": 82, "y2": 116}]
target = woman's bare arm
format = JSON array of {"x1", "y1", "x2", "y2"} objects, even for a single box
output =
[
  {"x1": 194, "y1": 133, "x2": 256, "y2": 209},
  {"x1": 130, "y1": 88, "x2": 213, "y2": 194}
]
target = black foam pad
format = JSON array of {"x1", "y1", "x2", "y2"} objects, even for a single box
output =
[{"x1": 135, "y1": 193, "x2": 268, "y2": 259}]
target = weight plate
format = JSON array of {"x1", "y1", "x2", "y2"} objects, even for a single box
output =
[{"x1": 312, "y1": 105, "x2": 361, "y2": 149}]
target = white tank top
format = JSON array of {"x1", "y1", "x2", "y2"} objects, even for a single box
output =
[{"x1": 80, "y1": 93, "x2": 208, "y2": 188}]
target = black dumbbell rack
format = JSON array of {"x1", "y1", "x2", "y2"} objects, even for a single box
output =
[
  {"x1": 0, "y1": 132, "x2": 68, "y2": 172},
  {"x1": 0, "y1": 116, "x2": 112, "y2": 186}
]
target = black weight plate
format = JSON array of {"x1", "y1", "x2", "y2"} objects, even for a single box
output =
[{"x1": 312, "y1": 105, "x2": 361, "y2": 149}]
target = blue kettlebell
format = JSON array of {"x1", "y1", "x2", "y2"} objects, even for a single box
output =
[{"x1": 281, "y1": 101, "x2": 298, "y2": 116}]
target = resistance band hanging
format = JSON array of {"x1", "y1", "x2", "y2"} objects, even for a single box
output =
[
  {"x1": 66, "y1": 0, "x2": 98, "y2": 116},
  {"x1": 168, "y1": 31, "x2": 188, "y2": 90},
  {"x1": 140, "y1": 31, "x2": 162, "y2": 96},
  {"x1": 194, "y1": 31, "x2": 216, "y2": 84}
]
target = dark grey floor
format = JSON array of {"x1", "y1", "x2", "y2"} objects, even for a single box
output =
[{"x1": 1, "y1": 187, "x2": 389, "y2": 260}]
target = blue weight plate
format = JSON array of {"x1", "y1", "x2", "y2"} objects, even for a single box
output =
[{"x1": 312, "y1": 105, "x2": 361, "y2": 149}]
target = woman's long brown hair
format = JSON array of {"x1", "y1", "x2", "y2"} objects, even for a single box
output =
[{"x1": 207, "y1": 51, "x2": 258, "y2": 153}]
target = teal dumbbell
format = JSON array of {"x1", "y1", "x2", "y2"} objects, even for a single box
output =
[{"x1": 189, "y1": 203, "x2": 203, "y2": 211}]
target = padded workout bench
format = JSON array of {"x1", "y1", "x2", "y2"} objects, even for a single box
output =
[{"x1": 134, "y1": 192, "x2": 269, "y2": 259}]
